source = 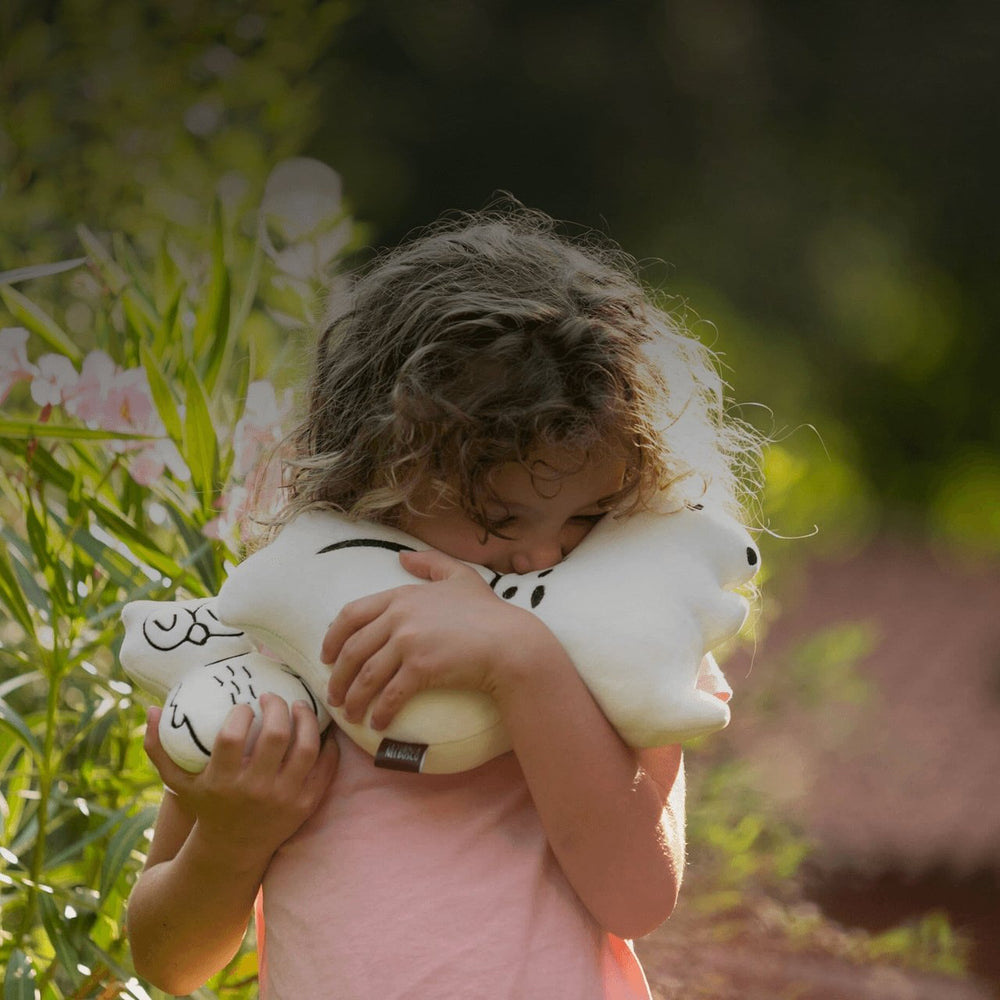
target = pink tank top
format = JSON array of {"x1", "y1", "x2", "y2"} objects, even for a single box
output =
[{"x1": 256, "y1": 735, "x2": 652, "y2": 999}]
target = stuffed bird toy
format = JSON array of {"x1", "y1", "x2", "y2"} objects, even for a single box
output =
[{"x1": 120, "y1": 504, "x2": 759, "y2": 774}]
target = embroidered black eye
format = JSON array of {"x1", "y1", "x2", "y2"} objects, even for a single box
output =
[
  {"x1": 530, "y1": 585, "x2": 545, "y2": 608},
  {"x1": 747, "y1": 547, "x2": 758, "y2": 566},
  {"x1": 502, "y1": 586, "x2": 518, "y2": 600}
]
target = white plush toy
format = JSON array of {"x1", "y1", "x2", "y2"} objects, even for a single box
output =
[
  {"x1": 119, "y1": 599, "x2": 332, "y2": 773},
  {"x1": 120, "y1": 504, "x2": 759, "y2": 774}
]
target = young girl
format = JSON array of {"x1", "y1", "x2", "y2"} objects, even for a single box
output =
[{"x1": 126, "y1": 206, "x2": 762, "y2": 998}]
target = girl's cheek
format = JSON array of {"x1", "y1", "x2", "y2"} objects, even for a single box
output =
[{"x1": 561, "y1": 523, "x2": 593, "y2": 556}]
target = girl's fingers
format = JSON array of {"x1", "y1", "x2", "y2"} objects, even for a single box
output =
[
  {"x1": 397, "y1": 547, "x2": 470, "y2": 582},
  {"x1": 368, "y1": 671, "x2": 417, "y2": 732},
  {"x1": 320, "y1": 590, "x2": 393, "y2": 664},
  {"x1": 248, "y1": 694, "x2": 293, "y2": 772},
  {"x1": 281, "y1": 701, "x2": 320, "y2": 771},
  {"x1": 207, "y1": 702, "x2": 257, "y2": 772},
  {"x1": 326, "y1": 617, "x2": 394, "y2": 707},
  {"x1": 339, "y1": 642, "x2": 402, "y2": 725}
]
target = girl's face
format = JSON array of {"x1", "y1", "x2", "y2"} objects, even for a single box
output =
[{"x1": 399, "y1": 445, "x2": 627, "y2": 575}]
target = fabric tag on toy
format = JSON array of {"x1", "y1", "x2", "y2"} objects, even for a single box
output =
[{"x1": 375, "y1": 738, "x2": 429, "y2": 773}]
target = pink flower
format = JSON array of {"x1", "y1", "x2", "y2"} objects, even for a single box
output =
[
  {"x1": 63, "y1": 350, "x2": 118, "y2": 425},
  {"x1": 232, "y1": 380, "x2": 292, "y2": 479},
  {"x1": 129, "y1": 438, "x2": 190, "y2": 486},
  {"x1": 30, "y1": 353, "x2": 79, "y2": 407},
  {"x1": 0, "y1": 327, "x2": 39, "y2": 404},
  {"x1": 106, "y1": 367, "x2": 157, "y2": 434},
  {"x1": 61, "y1": 350, "x2": 190, "y2": 486}
]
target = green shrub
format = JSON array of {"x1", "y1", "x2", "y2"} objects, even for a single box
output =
[{"x1": 0, "y1": 159, "x2": 355, "y2": 999}]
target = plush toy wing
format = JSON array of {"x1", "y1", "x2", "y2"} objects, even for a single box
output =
[
  {"x1": 505, "y1": 505, "x2": 758, "y2": 747},
  {"x1": 216, "y1": 505, "x2": 759, "y2": 773},
  {"x1": 120, "y1": 598, "x2": 331, "y2": 773},
  {"x1": 216, "y1": 520, "x2": 509, "y2": 774}
]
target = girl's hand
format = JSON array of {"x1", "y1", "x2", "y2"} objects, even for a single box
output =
[
  {"x1": 143, "y1": 694, "x2": 339, "y2": 863},
  {"x1": 321, "y1": 549, "x2": 557, "y2": 731}
]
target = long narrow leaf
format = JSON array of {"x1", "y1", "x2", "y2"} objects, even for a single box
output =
[
  {"x1": 99, "y1": 804, "x2": 158, "y2": 900},
  {"x1": 140, "y1": 344, "x2": 183, "y2": 441},
  {"x1": 230, "y1": 228, "x2": 265, "y2": 350},
  {"x1": 0, "y1": 418, "x2": 151, "y2": 442},
  {"x1": 0, "y1": 696, "x2": 43, "y2": 757},
  {"x1": 38, "y1": 892, "x2": 83, "y2": 986},
  {"x1": 0, "y1": 546, "x2": 35, "y2": 636},
  {"x1": 45, "y1": 802, "x2": 137, "y2": 870},
  {"x1": 183, "y1": 365, "x2": 218, "y2": 508},
  {"x1": 0, "y1": 669, "x2": 42, "y2": 699},
  {"x1": 193, "y1": 202, "x2": 232, "y2": 393},
  {"x1": 0, "y1": 532, "x2": 50, "y2": 621},
  {"x1": 2, "y1": 949, "x2": 38, "y2": 1000},
  {"x1": 0, "y1": 445, "x2": 189, "y2": 583},
  {"x1": 0, "y1": 284, "x2": 83, "y2": 362},
  {"x1": 121, "y1": 288, "x2": 157, "y2": 348},
  {"x1": 0, "y1": 258, "x2": 87, "y2": 286},
  {"x1": 76, "y1": 224, "x2": 129, "y2": 294}
]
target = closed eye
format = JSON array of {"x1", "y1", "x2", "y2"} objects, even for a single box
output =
[
  {"x1": 486, "y1": 515, "x2": 518, "y2": 540},
  {"x1": 570, "y1": 513, "x2": 605, "y2": 526}
]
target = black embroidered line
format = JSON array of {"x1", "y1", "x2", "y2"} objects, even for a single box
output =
[
  {"x1": 165, "y1": 694, "x2": 212, "y2": 757},
  {"x1": 316, "y1": 539, "x2": 416, "y2": 555},
  {"x1": 204, "y1": 653, "x2": 251, "y2": 668}
]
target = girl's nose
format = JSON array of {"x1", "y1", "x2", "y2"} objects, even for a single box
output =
[{"x1": 510, "y1": 539, "x2": 563, "y2": 574}]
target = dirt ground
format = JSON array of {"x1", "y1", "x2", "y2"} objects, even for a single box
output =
[
  {"x1": 651, "y1": 533, "x2": 1000, "y2": 999},
  {"x1": 635, "y1": 912, "x2": 997, "y2": 1000}
]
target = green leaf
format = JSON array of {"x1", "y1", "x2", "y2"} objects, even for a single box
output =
[
  {"x1": 0, "y1": 418, "x2": 151, "y2": 441},
  {"x1": 46, "y1": 801, "x2": 134, "y2": 869},
  {"x1": 99, "y1": 804, "x2": 158, "y2": 900},
  {"x1": 76, "y1": 224, "x2": 129, "y2": 294},
  {"x1": 140, "y1": 344, "x2": 184, "y2": 441},
  {"x1": 24, "y1": 501, "x2": 49, "y2": 569},
  {"x1": 154, "y1": 284, "x2": 183, "y2": 358},
  {"x1": 39, "y1": 892, "x2": 83, "y2": 986},
  {"x1": 121, "y1": 287, "x2": 157, "y2": 349},
  {"x1": 0, "y1": 696, "x2": 42, "y2": 757},
  {"x1": 0, "y1": 443, "x2": 191, "y2": 585},
  {"x1": 193, "y1": 202, "x2": 233, "y2": 394},
  {"x1": 2, "y1": 949, "x2": 37, "y2": 1000},
  {"x1": 0, "y1": 545, "x2": 34, "y2": 636},
  {"x1": 184, "y1": 365, "x2": 218, "y2": 508},
  {"x1": 0, "y1": 284, "x2": 83, "y2": 362},
  {"x1": 0, "y1": 257, "x2": 87, "y2": 286},
  {"x1": 69, "y1": 527, "x2": 147, "y2": 592},
  {"x1": 230, "y1": 226, "x2": 265, "y2": 347},
  {"x1": 153, "y1": 235, "x2": 181, "y2": 314},
  {"x1": 0, "y1": 531, "x2": 49, "y2": 622}
]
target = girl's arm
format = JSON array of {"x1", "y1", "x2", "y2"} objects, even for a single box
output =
[
  {"x1": 323, "y1": 551, "x2": 686, "y2": 939},
  {"x1": 127, "y1": 697, "x2": 339, "y2": 995},
  {"x1": 489, "y1": 635, "x2": 685, "y2": 939}
]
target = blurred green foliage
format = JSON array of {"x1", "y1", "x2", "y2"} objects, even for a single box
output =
[
  {"x1": 0, "y1": 167, "x2": 357, "y2": 995},
  {"x1": 309, "y1": 0, "x2": 999, "y2": 554},
  {"x1": 1, "y1": 0, "x2": 352, "y2": 265}
]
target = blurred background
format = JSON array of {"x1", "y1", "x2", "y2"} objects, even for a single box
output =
[{"x1": 2, "y1": 1, "x2": 998, "y2": 996}]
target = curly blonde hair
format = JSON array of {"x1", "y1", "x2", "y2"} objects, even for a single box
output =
[{"x1": 271, "y1": 205, "x2": 762, "y2": 535}]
